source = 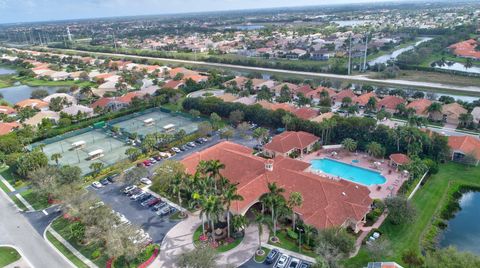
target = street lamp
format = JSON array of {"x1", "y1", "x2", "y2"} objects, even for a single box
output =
[{"x1": 297, "y1": 226, "x2": 305, "y2": 252}]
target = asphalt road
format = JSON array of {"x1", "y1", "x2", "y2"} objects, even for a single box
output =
[
  {"x1": 0, "y1": 191, "x2": 72, "y2": 268},
  {"x1": 36, "y1": 46, "x2": 480, "y2": 96}
]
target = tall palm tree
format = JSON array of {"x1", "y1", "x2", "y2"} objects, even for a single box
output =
[
  {"x1": 206, "y1": 160, "x2": 225, "y2": 192},
  {"x1": 223, "y1": 183, "x2": 244, "y2": 238},
  {"x1": 260, "y1": 182, "x2": 285, "y2": 239},
  {"x1": 254, "y1": 211, "x2": 268, "y2": 251},
  {"x1": 51, "y1": 153, "x2": 62, "y2": 166},
  {"x1": 231, "y1": 214, "x2": 248, "y2": 234},
  {"x1": 204, "y1": 195, "x2": 224, "y2": 242},
  {"x1": 282, "y1": 114, "x2": 293, "y2": 131},
  {"x1": 171, "y1": 175, "x2": 183, "y2": 205},
  {"x1": 341, "y1": 138, "x2": 357, "y2": 152},
  {"x1": 287, "y1": 192, "x2": 303, "y2": 230}
]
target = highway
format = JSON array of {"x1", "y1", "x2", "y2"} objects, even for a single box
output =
[{"x1": 34, "y1": 47, "x2": 480, "y2": 97}]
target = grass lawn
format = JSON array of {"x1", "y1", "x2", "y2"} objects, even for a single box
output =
[
  {"x1": 51, "y1": 217, "x2": 110, "y2": 267},
  {"x1": 0, "y1": 167, "x2": 27, "y2": 190},
  {"x1": 19, "y1": 78, "x2": 94, "y2": 88},
  {"x1": 0, "y1": 246, "x2": 21, "y2": 267},
  {"x1": 0, "y1": 75, "x2": 15, "y2": 88},
  {"x1": 344, "y1": 162, "x2": 480, "y2": 267},
  {"x1": 46, "y1": 231, "x2": 89, "y2": 268},
  {"x1": 254, "y1": 247, "x2": 271, "y2": 263},
  {"x1": 193, "y1": 225, "x2": 243, "y2": 253},
  {"x1": 386, "y1": 70, "x2": 480, "y2": 92},
  {"x1": 20, "y1": 188, "x2": 49, "y2": 210},
  {"x1": 269, "y1": 230, "x2": 316, "y2": 258}
]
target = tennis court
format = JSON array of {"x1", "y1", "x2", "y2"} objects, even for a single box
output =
[
  {"x1": 42, "y1": 129, "x2": 130, "y2": 175},
  {"x1": 111, "y1": 110, "x2": 199, "y2": 137}
]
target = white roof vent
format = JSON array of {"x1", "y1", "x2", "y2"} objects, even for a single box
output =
[{"x1": 342, "y1": 192, "x2": 346, "y2": 196}]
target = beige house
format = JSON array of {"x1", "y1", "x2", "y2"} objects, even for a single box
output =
[
  {"x1": 442, "y1": 103, "x2": 467, "y2": 126},
  {"x1": 264, "y1": 131, "x2": 319, "y2": 158}
]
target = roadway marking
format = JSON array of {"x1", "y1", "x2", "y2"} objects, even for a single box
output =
[{"x1": 42, "y1": 209, "x2": 48, "y2": 215}]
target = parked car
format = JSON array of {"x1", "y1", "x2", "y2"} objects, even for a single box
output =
[
  {"x1": 265, "y1": 249, "x2": 279, "y2": 264},
  {"x1": 288, "y1": 257, "x2": 300, "y2": 268},
  {"x1": 91, "y1": 181, "x2": 102, "y2": 188},
  {"x1": 100, "y1": 178, "x2": 110, "y2": 185},
  {"x1": 140, "y1": 177, "x2": 152, "y2": 185},
  {"x1": 127, "y1": 188, "x2": 142, "y2": 196},
  {"x1": 137, "y1": 193, "x2": 152, "y2": 203},
  {"x1": 146, "y1": 198, "x2": 160, "y2": 207},
  {"x1": 171, "y1": 147, "x2": 181, "y2": 153},
  {"x1": 180, "y1": 145, "x2": 189, "y2": 151},
  {"x1": 137, "y1": 162, "x2": 145, "y2": 167},
  {"x1": 157, "y1": 206, "x2": 176, "y2": 216},
  {"x1": 130, "y1": 191, "x2": 146, "y2": 200},
  {"x1": 151, "y1": 201, "x2": 167, "y2": 211},
  {"x1": 153, "y1": 155, "x2": 162, "y2": 161},
  {"x1": 187, "y1": 142, "x2": 196, "y2": 147},
  {"x1": 141, "y1": 197, "x2": 156, "y2": 207},
  {"x1": 299, "y1": 262, "x2": 311, "y2": 268},
  {"x1": 143, "y1": 160, "x2": 152, "y2": 167},
  {"x1": 107, "y1": 174, "x2": 119, "y2": 183},
  {"x1": 149, "y1": 158, "x2": 157, "y2": 164},
  {"x1": 275, "y1": 254, "x2": 290, "y2": 268},
  {"x1": 195, "y1": 138, "x2": 204, "y2": 144}
]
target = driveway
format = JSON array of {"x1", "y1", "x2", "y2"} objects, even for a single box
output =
[
  {"x1": 90, "y1": 183, "x2": 179, "y2": 244},
  {"x1": 0, "y1": 190, "x2": 72, "y2": 268}
]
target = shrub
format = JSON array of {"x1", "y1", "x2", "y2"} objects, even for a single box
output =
[
  {"x1": 91, "y1": 249, "x2": 101, "y2": 259},
  {"x1": 287, "y1": 228, "x2": 298, "y2": 240}
]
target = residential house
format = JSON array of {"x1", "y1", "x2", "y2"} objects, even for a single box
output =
[
  {"x1": 251, "y1": 79, "x2": 275, "y2": 91},
  {"x1": 311, "y1": 49, "x2": 331, "y2": 61},
  {"x1": 355, "y1": 92, "x2": 378, "y2": 108},
  {"x1": 0, "y1": 122, "x2": 21, "y2": 136},
  {"x1": 332, "y1": 89, "x2": 356, "y2": 105},
  {"x1": 168, "y1": 67, "x2": 199, "y2": 78},
  {"x1": 441, "y1": 102, "x2": 468, "y2": 126},
  {"x1": 272, "y1": 83, "x2": 299, "y2": 96},
  {"x1": 24, "y1": 111, "x2": 60, "y2": 127},
  {"x1": 0, "y1": 106, "x2": 16, "y2": 116},
  {"x1": 293, "y1": 107, "x2": 318, "y2": 120},
  {"x1": 163, "y1": 80, "x2": 185, "y2": 90},
  {"x1": 406, "y1": 99, "x2": 432, "y2": 117},
  {"x1": 182, "y1": 141, "x2": 371, "y2": 231},
  {"x1": 377, "y1": 96, "x2": 405, "y2": 114},
  {"x1": 448, "y1": 136, "x2": 480, "y2": 165},
  {"x1": 264, "y1": 131, "x2": 320, "y2": 158},
  {"x1": 257, "y1": 100, "x2": 295, "y2": 112},
  {"x1": 471, "y1": 107, "x2": 480, "y2": 124},
  {"x1": 310, "y1": 112, "x2": 335, "y2": 123},
  {"x1": 223, "y1": 76, "x2": 249, "y2": 89},
  {"x1": 15, "y1": 99, "x2": 49, "y2": 111},
  {"x1": 43, "y1": 93, "x2": 77, "y2": 105},
  {"x1": 61, "y1": 105, "x2": 94, "y2": 117}
]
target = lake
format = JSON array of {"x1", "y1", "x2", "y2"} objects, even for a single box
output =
[
  {"x1": 440, "y1": 191, "x2": 480, "y2": 255},
  {"x1": 0, "y1": 85, "x2": 63, "y2": 104},
  {"x1": 433, "y1": 62, "x2": 480, "y2": 75},
  {"x1": 332, "y1": 20, "x2": 372, "y2": 27},
  {"x1": 369, "y1": 37, "x2": 433, "y2": 65},
  {"x1": 0, "y1": 67, "x2": 16, "y2": 75}
]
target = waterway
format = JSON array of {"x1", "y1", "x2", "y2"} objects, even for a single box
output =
[
  {"x1": 0, "y1": 67, "x2": 16, "y2": 75},
  {"x1": 0, "y1": 84, "x2": 61, "y2": 104},
  {"x1": 440, "y1": 191, "x2": 480, "y2": 255},
  {"x1": 332, "y1": 20, "x2": 372, "y2": 27},
  {"x1": 369, "y1": 37, "x2": 433, "y2": 66},
  {"x1": 433, "y1": 62, "x2": 480, "y2": 75}
]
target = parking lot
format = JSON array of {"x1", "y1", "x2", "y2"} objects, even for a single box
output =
[
  {"x1": 89, "y1": 182, "x2": 180, "y2": 244},
  {"x1": 241, "y1": 253, "x2": 312, "y2": 268}
]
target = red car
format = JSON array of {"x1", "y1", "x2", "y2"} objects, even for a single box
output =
[{"x1": 143, "y1": 160, "x2": 152, "y2": 166}]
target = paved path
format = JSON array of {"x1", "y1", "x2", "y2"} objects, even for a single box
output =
[
  {"x1": 351, "y1": 212, "x2": 388, "y2": 257},
  {"x1": 0, "y1": 188, "x2": 73, "y2": 268},
  {"x1": 4, "y1": 257, "x2": 31, "y2": 268},
  {"x1": 0, "y1": 175, "x2": 34, "y2": 211},
  {"x1": 153, "y1": 212, "x2": 269, "y2": 268},
  {"x1": 29, "y1": 46, "x2": 480, "y2": 96},
  {"x1": 46, "y1": 227, "x2": 98, "y2": 268}
]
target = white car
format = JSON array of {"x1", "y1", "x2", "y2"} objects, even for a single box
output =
[
  {"x1": 288, "y1": 257, "x2": 300, "y2": 268},
  {"x1": 91, "y1": 181, "x2": 102, "y2": 188},
  {"x1": 171, "y1": 147, "x2": 181, "y2": 153},
  {"x1": 275, "y1": 254, "x2": 290, "y2": 268},
  {"x1": 140, "y1": 177, "x2": 152, "y2": 185},
  {"x1": 130, "y1": 191, "x2": 146, "y2": 200}
]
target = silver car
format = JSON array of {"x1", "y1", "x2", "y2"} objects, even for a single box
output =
[{"x1": 275, "y1": 254, "x2": 290, "y2": 268}]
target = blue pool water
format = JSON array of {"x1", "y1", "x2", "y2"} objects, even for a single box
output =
[{"x1": 310, "y1": 158, "x2": 386, "y2": 186}]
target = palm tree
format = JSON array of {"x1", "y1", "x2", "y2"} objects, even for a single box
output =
[
  {"x1": 223, "y1": 183, "x2": 244, "y2": 238},
  {"x1": 172, "y1": 175, "x2": 184, "y2": 205},
  {"x1": 341, "y1": 138, "x2": 357, "y2": 152},
  {"x1": 282, "y1": 114, "x2": 293, "y2": 131},
  {"x1": 231, "y1": 214, "x2": 248, "y2": 234},
  {"x1": 366, "y1": 142, "x2": 385, "y2": 158},
  {"x1": 205, "y1": 160, "x2": 225, "y2": 192},
  {"x1": 260, "y1": 182, "x2": 285, "y2": 239},
  {"x1": 287, "y1": 192, "x2": 303, "y2": 230},
  {"x1": 458, "y1": 113, "x2": 473, "y2": 128},
  {"x1": 51, "y1": 153, "x2": 62, "y2": 166},
  {"x1": 303, "y1": 225, "x2": 316, "y2": 246},
  {"x1": 465, "y1": 58, "x2": 473, "y2": 69},
  {"x1": 253, "y1": 211, "x2": 268, "y2": 251},
  {"x1": 427, "y1": 102, "x2": 443, "y2": 121},
  {"x1": 204, "y1": 195, "x2": 224, "y2": 242}
]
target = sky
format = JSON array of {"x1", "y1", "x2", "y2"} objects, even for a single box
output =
[{"x1": 0, "y1": 0, "x2": 416, "y2": 24}]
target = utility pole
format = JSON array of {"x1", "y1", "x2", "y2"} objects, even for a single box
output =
[
  {"x1": 348, "y1": 34, "x2": 352, "y2": 75},
  {"x1": 363, "y1": 33, "x2": 368, "y2": 72}
]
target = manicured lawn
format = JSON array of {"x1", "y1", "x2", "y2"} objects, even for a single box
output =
[
  {"x1": 344, "y1": 162, "x2": 480, "y2": 267},
  {"x1": 269, "y1": 230, "x2": 316, "y2": 258},
  {"x1": 254, "y1": 247, "x2": 271, "y2": 263},
  {"x1": 46, "y1": 231, "x2": 89, "y2": 268},
  {"x1": 20, "y1": 188, "x2": 49, "y2": 210},
  {"x1": 0, "y1": 246, "x2": 21, "y2": 267},
  {"x1": 19, "y1": 78, "x2": 94, "y2": 88},
  {"x1": 51, "y1": 217, "x2": 110, "y2": 267},
  {"x1": 193, "y1": 225, "x2": 243, "y2": 252}
]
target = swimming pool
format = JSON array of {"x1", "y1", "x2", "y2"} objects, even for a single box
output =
[{"x1": 310, "y1": 158, "x2": 386, "y2": 186}]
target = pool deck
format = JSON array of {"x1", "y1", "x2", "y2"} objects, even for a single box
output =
[{"x1": 301, "y1": 149, "x2": 407, "y2": 200}]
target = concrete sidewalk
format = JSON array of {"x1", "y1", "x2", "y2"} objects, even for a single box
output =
[
  {"x1": 0, "y1": 175, "x2": 34, "y2": 211},
  {"x1": 153, "y1": 212, "x2": 269, "y2": 268}
]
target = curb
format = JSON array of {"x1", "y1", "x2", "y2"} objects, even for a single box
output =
[
  {"x1": 0, "y1": 244, "x2": 35, "y2": 268},
  {"x1": 43, "y1": 220, "x2": 76, "y2": 268}
]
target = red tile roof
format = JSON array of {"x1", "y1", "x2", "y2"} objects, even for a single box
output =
[
  {"x1": 0, "y1": 106, "x2": 16, "y2": 115},
  {"x1": 333, "y1": 89, "x2": 356, "y2": 101},
  {"x1": 448, "y1": 136, "x2": 480, "y2": 159},
  {"x1": 181, "y1": 141, "x2": 371, "y2": 229},
  {"x1": 163, "y1": 80, "x2": 184, "y2": 89},
  {"x1": 257, "y1": 101, "x2": 295, "y2": 112},
  {"x1": 389, "y1": 153, "x2": 410, "y2": 165},
  {"x1": 449, "y1": 39, "x2": 480, "y2": 59},
  {"x1": 169, "y1": 67, "x2": 199, "y2": 78},
  {"x1": 0, "y1": 122, "x2": 20, "y2": 136},
  {"x1": 15, "y1": 99, "x2": 49, "y2": 109},
  {"x1": 294, "y1": 85, "x2": 313, "y2": 95},
  {"x1": 378, "y1": 96, "x2": 405, "y2": 111},
  {"x1": 264, "y1": 131, "x2": 319, "y2": 154},
  {"x1": 293, "y1": 107, "x2": 318, "y2": 120},
  {"x1": 91, "y1": 98, "x2": 113, "y2": 109},
  {"x1": 407, "y1": 99, "x2": 432, "y2": 115},
  {"x1": 354, "y1": 92, "x2": 378, "y2": 106}
]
